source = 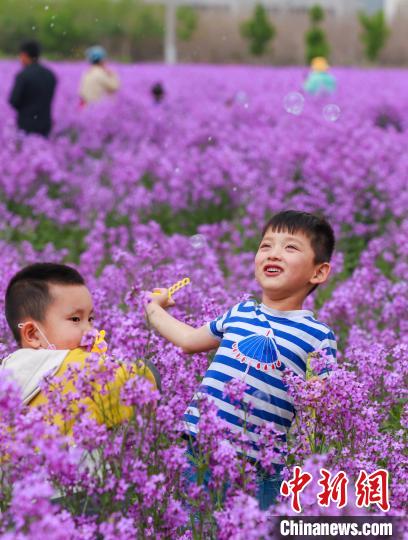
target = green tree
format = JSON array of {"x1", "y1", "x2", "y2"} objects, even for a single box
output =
[
  {"x1": 177, "y1": 6, "x2": 198, "y2": 42},
  {"x1": 241, "y1": 4, "x2": 276, "y2": 57},
  {"x1": 305, "y1": 4, "x2": 330, "y2": 64},
  {"x1": 310, "y1": 4, "x2": 324, "y2": 24},
  {"x1": 359, "y1": 10, "x2": 390, "y2": 62}
]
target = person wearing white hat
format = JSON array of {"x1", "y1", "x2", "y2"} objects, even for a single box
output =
[{"x1": 79, "y1": 45, "x2": 120, "y2": 105}]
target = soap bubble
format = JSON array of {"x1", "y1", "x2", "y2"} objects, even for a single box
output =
[
  {"x1": 235, "y1": 91, "x2": 248, "y2": 104},
  {"x1": 235, "y1": 91, "x2": 249, "y2": 109},
  {"x1": 323, "y1": 104, "x2": 341, "y2": 122},
  {"x1": 190, "y1": 234, "x2": 207, "y2": 249},
  {"x1": 283, "y1": 92, "x2": 304, "y2": 115},
  {"x1": 253, "y1": 390, "x2": 271, "y2": 404}
]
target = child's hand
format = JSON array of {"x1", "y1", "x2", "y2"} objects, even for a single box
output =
[{"x1": 147, "y1": 288, "x2": 175, "y2": 309}]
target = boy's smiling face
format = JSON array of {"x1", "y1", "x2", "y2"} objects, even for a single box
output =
[
  {"x1": 254, "y1": 227, "x2": 331, "y2": 310},
  {"x1": 21, "y1": 283, "x2": 95, "y2": 350}
]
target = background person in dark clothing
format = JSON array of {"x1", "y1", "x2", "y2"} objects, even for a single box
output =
[
  {"x1": 151, "y1": 82, "x2": 165, "y2": 104},
  {"x1": 9, "y1": 41, "x2": 57, "y2": 137}
]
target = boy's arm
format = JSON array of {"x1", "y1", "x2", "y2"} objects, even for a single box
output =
[{"x1": 145, "y1": 290, "x2": 219, "y2": 354}]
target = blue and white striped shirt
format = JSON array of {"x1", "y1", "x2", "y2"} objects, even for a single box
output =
[{"x1": 184, "y1": 301, "x2": 337, "y2": 461}]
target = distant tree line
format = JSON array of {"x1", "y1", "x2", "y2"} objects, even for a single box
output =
[
  {"x1": 241, "y1": 3, "x2": 390, "y2": 63},
  {"x1": 0, "y1": 0, "x2": 390, "y2": 63}
]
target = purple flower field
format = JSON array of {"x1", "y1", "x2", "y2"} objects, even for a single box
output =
[{"x1": 0, "y1": 62, "x2": 407, "y2": 538}]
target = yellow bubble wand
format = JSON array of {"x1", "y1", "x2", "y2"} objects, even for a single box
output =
[{"x1": 153, "y1": 277, "x2": 191, "y2": 299}]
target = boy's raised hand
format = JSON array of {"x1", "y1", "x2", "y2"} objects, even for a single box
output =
[
  {"x1": 148, "y1": 288, "x2": 176, "y2": 309},
  {"x1": 145, "y1": 283, "x2": 219, "y2": 354}
]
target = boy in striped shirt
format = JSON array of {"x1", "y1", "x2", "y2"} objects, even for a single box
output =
[{"x1": 146, "y1": 210, "x2": 337, "y2": 509}]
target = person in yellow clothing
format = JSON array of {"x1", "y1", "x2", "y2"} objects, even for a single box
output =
[{"x1": 1, "y1": 262, "x2": 160, "y2": 435}]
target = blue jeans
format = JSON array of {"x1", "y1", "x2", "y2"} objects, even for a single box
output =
[
  {"x1": 255, "y1": 464, "x2": 284, "y2": 510},
  {"x1": 185, "y1": 441, "x2": 283, "y2": 510}
]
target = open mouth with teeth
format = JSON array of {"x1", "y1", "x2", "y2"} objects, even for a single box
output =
[{"x1": 263, "y1": 264, "x2": 283, "y2": 276}]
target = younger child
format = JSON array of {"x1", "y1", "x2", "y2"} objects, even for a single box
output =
[
  {"x1": 146, "y1": 210, "x2": 337, "y2": 509},
  {"x1": 1, "y1": 262, "x2": 159, "y2": 434}
]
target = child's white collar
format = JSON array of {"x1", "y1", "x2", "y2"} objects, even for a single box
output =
[{"x1": 259, "y1": 303, "x2": 314, "y2": 319}]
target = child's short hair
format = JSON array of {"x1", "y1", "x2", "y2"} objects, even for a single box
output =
[
  {"x1": 5, "y1": 263, "x2": 85, "y2": 345},
  {"x1": 262, "y1": 210, "x2": 335, "y2": 263}
]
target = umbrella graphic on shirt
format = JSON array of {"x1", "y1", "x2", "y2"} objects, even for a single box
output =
[{"x1": 232, "y1": 330, "x2": 282, "y2": 371}]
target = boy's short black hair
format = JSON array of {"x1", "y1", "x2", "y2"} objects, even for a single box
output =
[
  {"x1": 262, "y1": 210, "x2": 335, "y2": 263},
  {"x1": 5, "y1": 263, "x2": 85, "y2": 345},
  {"x1": 20, "y1": 40, "x2": 41, "y2": 60}
]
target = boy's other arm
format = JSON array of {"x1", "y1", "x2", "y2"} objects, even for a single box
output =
[{"x1": 145, "y1": 290, "x2": 219, "y2": 354}]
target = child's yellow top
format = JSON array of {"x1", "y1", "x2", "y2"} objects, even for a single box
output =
[{"x1": 29, "y1": 347, "x2": 158, "y2": 435}]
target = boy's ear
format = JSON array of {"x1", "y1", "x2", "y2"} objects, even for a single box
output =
[
  {"x1": 310, "y1": 262, "x2": 331, "y2": 285},
  {"x1": 19, "y1": 321, "x2": 42, "y2": 349}
]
